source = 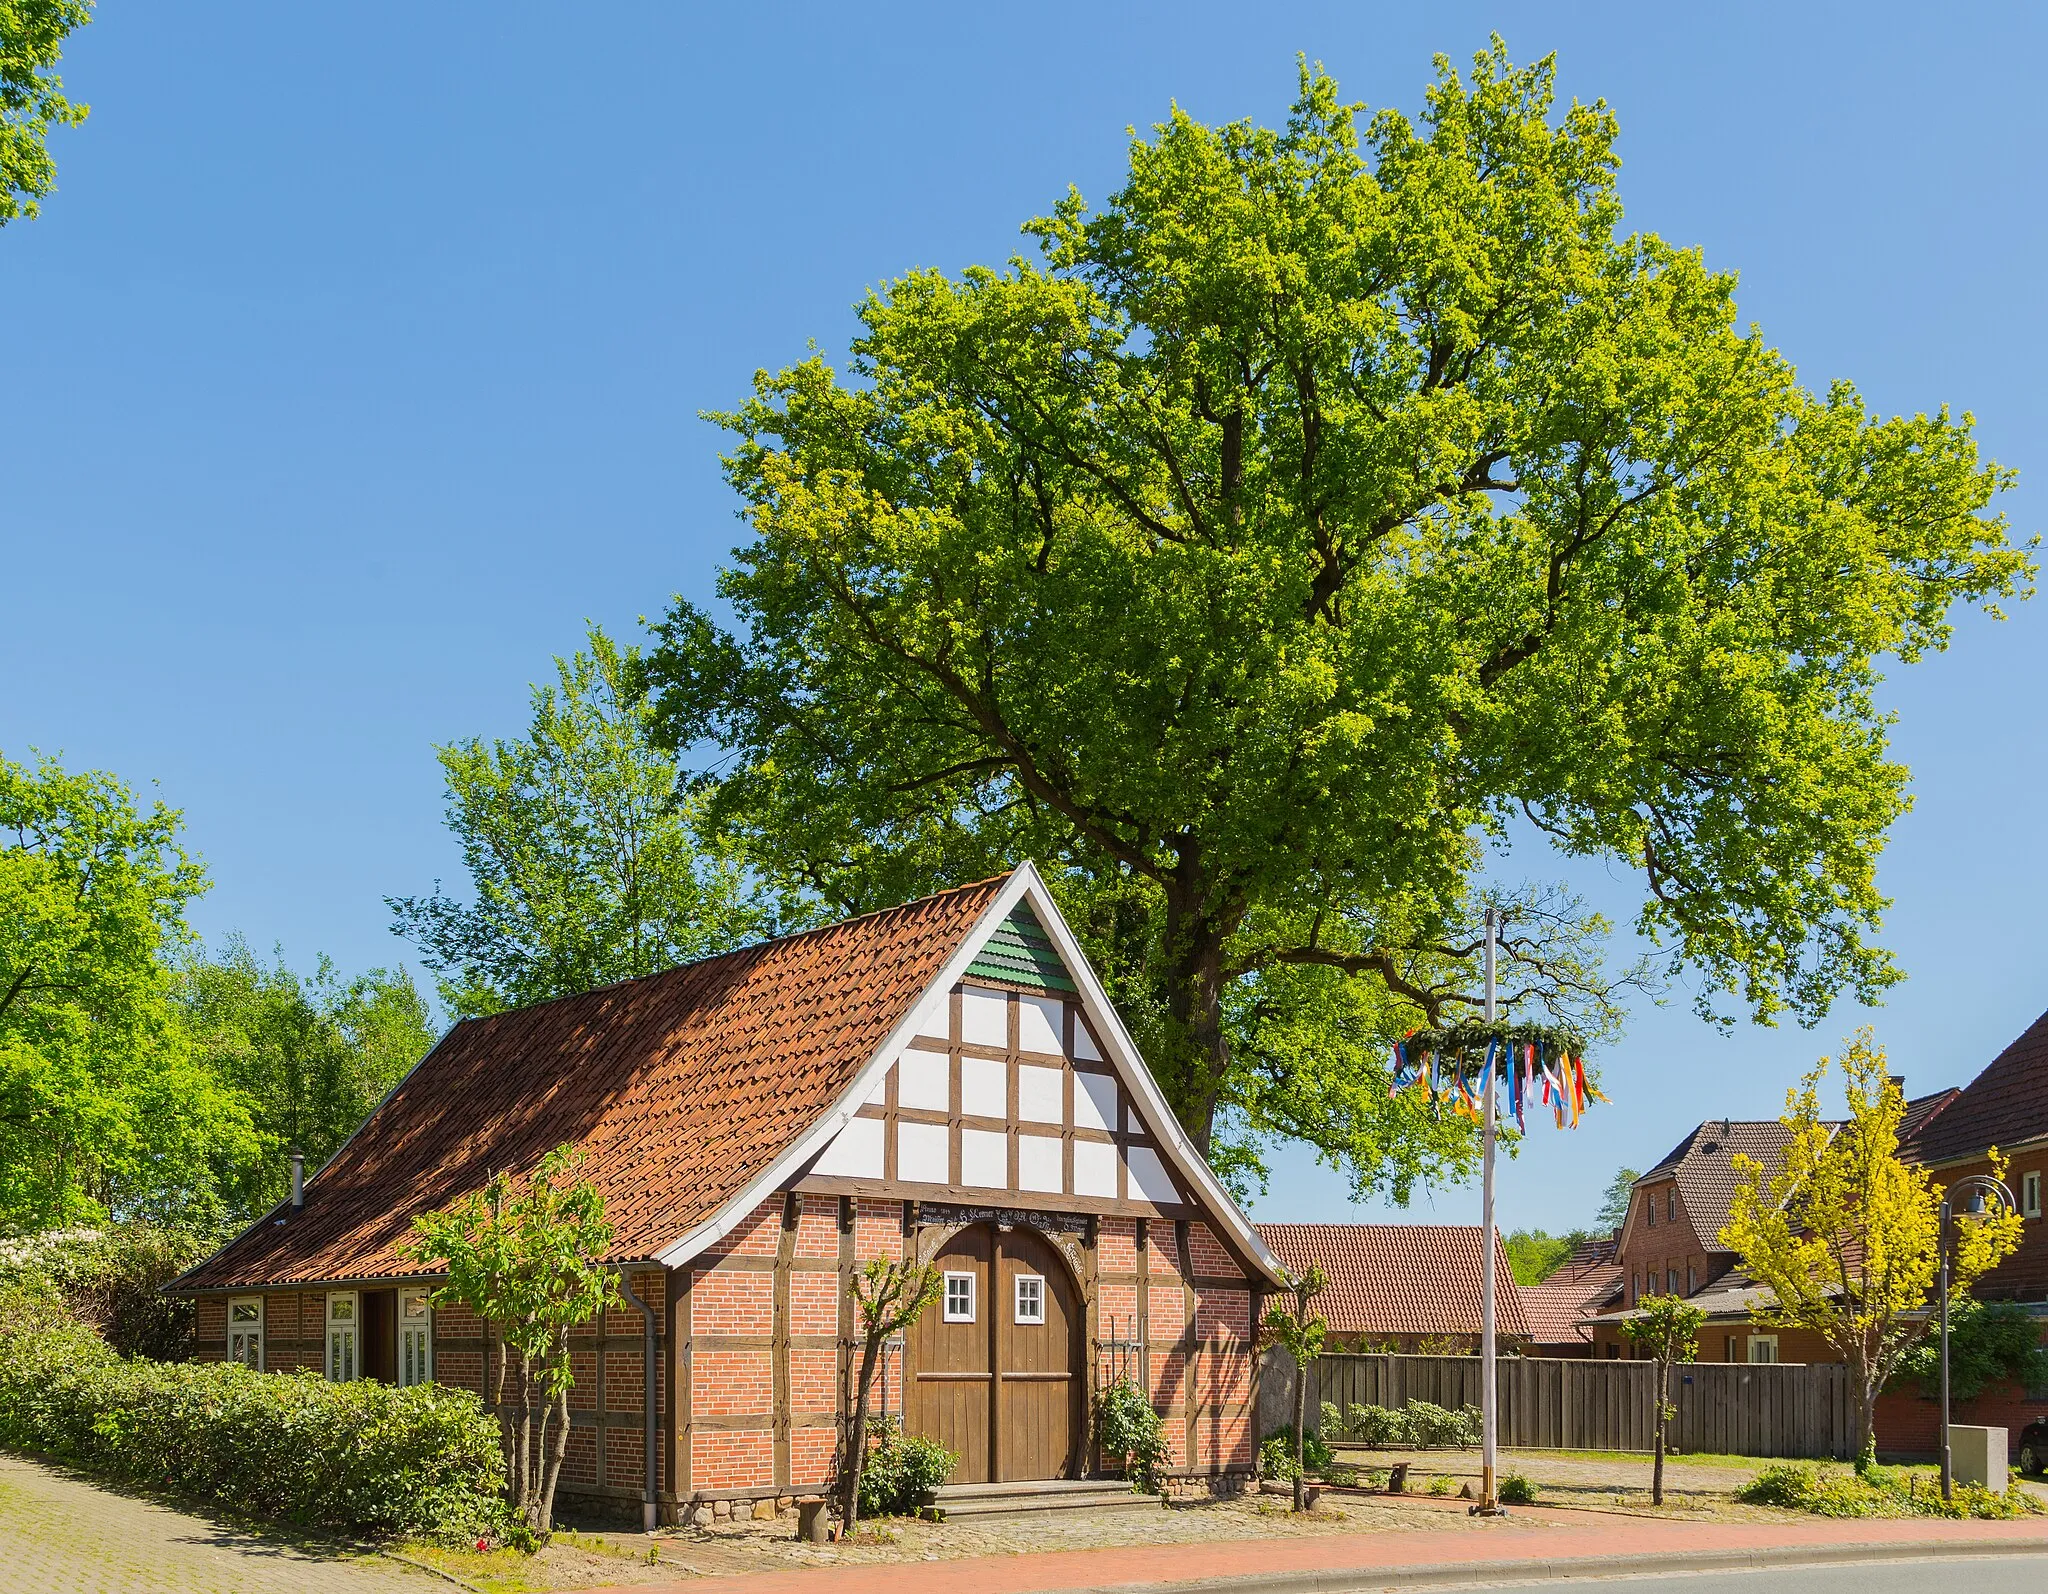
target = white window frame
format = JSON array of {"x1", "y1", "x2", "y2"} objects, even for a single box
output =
[
  {"x1": 1748, "y1": 1334, "x2": 1779, "y2": 1364},
  {"x1": 397, "y1": 1286, "x2": 432, "y2": 1387},
  {"x1": 1014, "y1": 1273, "x2": 1045, "y2": 1325},
  {"x1": 227, "y1": 1296, "x2": 264, "y2": 1371},
  {"x1": 943, "y1": 1271, "x2": 976, "y2": 1323},
  {"x1": 325, "y1": 1290, "x2": 359, "y2": 1382},
  {"x1": 2025, "y1": 1171, "x2": 2042, "y2": 1220}
]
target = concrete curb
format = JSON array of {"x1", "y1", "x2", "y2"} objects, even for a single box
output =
[{"x1": 1055, "y1": 1536, "x2": 2048, "y2": 1592}]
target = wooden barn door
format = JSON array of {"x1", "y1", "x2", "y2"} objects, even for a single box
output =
[{"x1": 908, "y1": 1223, "x2": 1079, "y2": 1484}]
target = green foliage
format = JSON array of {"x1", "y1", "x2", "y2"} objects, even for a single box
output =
[
  {"x1": 389, "y1": 627, "x2": 785, "y2": 1021},
  {"x1": 0, "y1": 0, "x2": 90, "y2": 224},
  {"x1": 1498, "y1": 1471, "x2": 1539, "y2": 1505},
  {"x1": 1317, "y1": 1398, "x2": 1480, "y2": 1448},
  {"x1": 0, "y1": 1222, "x2": 210, "y2": 1359},
  {"x1": 1259, "y1": 1426, "x2": 1334, "y2": 1481},
  {"x1": 0, "y1": 750, "x2": 255, "y2": 1231},
  {"x1": 1596, "y1": 1168, "x2": 1641, "y2": 1234},
  {"x1": 1405, "y1": 1401, "x2": 1484, "y2": 1449},
  {"x1": 842, "y1": 1256, "x2": 947, "y2": 1527},
  {"x1": 175, "y1": 938, "x2": 435, "y2": 1219},
  {"x1": 1505, "y1": 1228, "x2": 1588, "y2": 1286},
  {"x1": 855, "y1": 1416, "x2": 956, "y2": 1517},
  {"x1": 1738, "y1": 1461, "x2": 2041, "y2": 1520},
  {"x1": 1892, "y1": 1299, "x2": 2048, "y2": 1401},
  {"x1": 1621, "y1": 1294, "x2": 1706, "y2": 1367},
  {"x1": 645, "y1": 46, "x2": 2025, "y2": 1196},
  {"x1": 404, "y1": 1143, "x2": 618, "y2": 1537},
  {"x1": 1097, "y1": 1375, "x2": 1169, "y2": 1492},
  {"x1": 0, "y1": 1285, "x2": 507, "y2": 1541}
]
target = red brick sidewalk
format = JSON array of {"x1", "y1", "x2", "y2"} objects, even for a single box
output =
[{"x1": 597, "y1": 1509, "x2": 2048, "y2": 1594}]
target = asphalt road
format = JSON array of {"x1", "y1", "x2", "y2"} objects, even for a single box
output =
[{"x1": 1474, "y1": 1552, "x2": 2048, "y2": 1590}]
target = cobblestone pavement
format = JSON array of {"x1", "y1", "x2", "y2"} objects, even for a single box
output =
[{"x1": 0, "y1": 1455, "x2": 431, "y2": 1594}]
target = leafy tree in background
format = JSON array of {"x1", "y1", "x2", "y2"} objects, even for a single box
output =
[
  {"x1": 175, "y1": 937, "x2": 436, "y2": 1218},
  {"x1": 1596, "y1": 1167, "x2": 1641, "y2": 1236},
  {"x1": 1721, "y1": 1030, "x2": 2022, "y2": 1468},
  {"x1": 1505, "y1": 1227, "x2": 1589, "y2": 1286},
  {"x1": 0, "y1": 750, "x2": 255, "y2": 1230},
  {"x1": 0, "y1": 0, "x2": 91, "y2": 225},
  {"x1": 390, "y1": 626, "x2": 783, "y2": 1020},
  {"x1": 646, "y1": 46, "x2": 2025, "y2": 1198}
]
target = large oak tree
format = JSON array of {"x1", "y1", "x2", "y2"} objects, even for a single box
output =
[{"x1": 646, "y1": 48, "x2": 2025, "y2": 1197}]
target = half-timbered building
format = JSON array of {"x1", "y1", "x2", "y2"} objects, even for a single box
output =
[{"x1": 173, "y1": 864, "x2": 1285, "y2": 1523}]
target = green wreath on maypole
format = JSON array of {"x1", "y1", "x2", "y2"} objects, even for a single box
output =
[{"x1": 1389, "y1": 1020, "x2": 1606, "y2": 1130}]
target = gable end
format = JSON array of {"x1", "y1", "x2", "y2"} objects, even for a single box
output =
[{"x1": 966, "y1": 903, "x2": 1076, "y2": 993}]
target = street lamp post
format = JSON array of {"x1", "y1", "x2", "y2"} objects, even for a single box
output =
[{"x1": 1937, "y1": 1174, "x2": 2012, "y2": 1503}]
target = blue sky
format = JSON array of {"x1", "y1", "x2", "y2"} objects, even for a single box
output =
[{"x1": 5, "y1": 3, "x2": 2044, "y2": 1234}]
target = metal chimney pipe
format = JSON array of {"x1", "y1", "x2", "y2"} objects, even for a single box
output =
[{"x1": 290, "y1": 1152, "x2": 305, "y2": 1209}]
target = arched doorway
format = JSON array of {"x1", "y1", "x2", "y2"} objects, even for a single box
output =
[{"x1": 906, "y1": 1223, "x2": 1082, "y2": 1482}]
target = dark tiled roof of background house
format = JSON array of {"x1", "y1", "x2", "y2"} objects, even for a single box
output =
[
  {"x1": 1254, "y1": 1223, "x2": 1531, "y2": 1339},
  {"x1": 1637, "y1": 1120, "x2": 1806, "y2": 1251},
  {"x1": 177, "y1": 875, "x2": 1010, "y2": 1291},
  {"x1": 1907, "y1": 1008, "x2": 2048, "y2": 1164},
  {"x1": 1899, "y1": 1086, "x2": 1961, "y2": 1148},
  {"x1": 1519, "y1": 1235, "x2": 1622, "y2": 1346}
]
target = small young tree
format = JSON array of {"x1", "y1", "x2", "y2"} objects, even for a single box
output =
[
  {"x1": 1620, "y1": 1293, "x2": 1704, "y2": 1504},
  {"x1": 405, "y1": 1143, "x2": 619, "y2": 1540},
  {"x1": 839, "y1": 1256, "x2": 943, "y2": 1532},
  {"x1": 1721, "y1": 1029, "x2": 2022, "y2": 1469},
  {"x1": 1261, "y1": 1264, "x2": 1329, "y2": 1512}
]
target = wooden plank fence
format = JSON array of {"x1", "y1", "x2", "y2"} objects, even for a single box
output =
[{"x1": 1264, "y1": 1353, "x2": 1852, "y2": 1460}]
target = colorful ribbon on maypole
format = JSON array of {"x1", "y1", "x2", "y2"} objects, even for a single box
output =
[{"x1": 1386, "y1": 1025, "x2": 1606, "y2": 1130}]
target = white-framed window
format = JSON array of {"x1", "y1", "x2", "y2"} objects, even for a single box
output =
[
  {"x1": 1014, "y1": 1273, "x2": 1045, "y2": 1325},
  {"x1": 1667, "y1": 1188, "x2": 1677, "y2": 1224},
  {"x1": 1645, "y1": 1194, "x2": 1655, "y2": 1229},
  {"x1": 2025, "y1": 1171, "x2": 2042, "y2": 1220},
  {"x1": 1667, "y1": 1267, "x2": 1680, "y2": 1296},
  {"x1": 1748, "y1": 1335, "x2": 1779, "y2": 1364},
  {"x1": 943, "y1": 1272, "x2": 976, "y2": 1323},
  {"x1": 398, "y1": 1287, "x2": 432, "y2": 1387},
  {"x1": 325, "y1": 1290, "x2": 359, "y2": 1382},
  {"x1": 227, "y1": 1296, "x2": 263, "y2": 1371}
]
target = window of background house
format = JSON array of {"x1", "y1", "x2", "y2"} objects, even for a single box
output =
[
  {"x1": 227, "y1": 1296, "x2": 263, "y2": 1371},
  {"x1": 1014, "y1": 1273, "x2": 1045, "y2": 1325},
  {"x1": 1748, "y1": 1335, "x2": 1778, "y2": 1364},
  {"x1": 1645, "y1": 1195, "x2": 1655, "y2": 1229},
  {"x1": 1667, "y1": 1267, "x2": 1680, "y2": 1295},
  {"x1": 1725, "y1": 1335, "x2": 1738, "y2": 1362},
  {"x1": 1633, "y1": 1271, "x2": 1643, "y2": 1300},
  {"x1": 1687, "y1": 1265, "x2": 1696, "y2": 1294},
  {"x1": 397, "y1": 1287, "x2": 432, "y2": 1387},
  {"x1": 944, "y1": 1272, "x2": 976, "y2": 1323},
  {"x1": 1667, "y1": 1189, "x2": 1676, "y2": 1223},
  {"x1": 325, "y1": 1291, "x2": 358, "y2": 1382},
  {"x1": 2026, "y1": 1171, "x2": 2042, "y2": 1220}
]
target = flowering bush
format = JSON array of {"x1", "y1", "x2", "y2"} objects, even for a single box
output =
[{"x1": 0, "y1": 1284, "x2": 506, "y2": 1543}]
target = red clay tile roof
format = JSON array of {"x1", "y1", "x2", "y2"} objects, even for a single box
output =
[
  {"x1": 1254, "y1": 1223, "x2": 1530, "y2": 1339},
  {"x1": 1908, "y1": 1008, "x2": 2048, "y2": 1165},
  {"x1": 1900, "y1": 1087, "x2": 1960, "y2": 1148},
  {"x1": 1518, "y1": 1237, "x2": 1621, "y2": 1346},
  {"x1": 177, "y1": 875, "x2": 1009, "y2": 1291}
]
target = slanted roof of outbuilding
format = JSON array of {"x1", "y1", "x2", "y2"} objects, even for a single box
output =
[{"x1": 175, "y1": 874, "x2": 1010, "y2": 1292}]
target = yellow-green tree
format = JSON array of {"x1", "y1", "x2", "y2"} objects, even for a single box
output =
[{"x1": 1720, "y1": 1030, "x2": 2021, "y2": 1466}]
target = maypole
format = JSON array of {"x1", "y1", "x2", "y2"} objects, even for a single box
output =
[{"x1": 1478, "y1": 907, "x2": 1501, "y2": 1516}]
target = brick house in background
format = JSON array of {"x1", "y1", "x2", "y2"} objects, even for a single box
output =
[
  {"x1": 172, "y1": 864, "x2": 1286, "y2": 1523},
  {"x1": 1518, "y1": 1236, "x2": 1621, "y2": 1357},
  {"x1": 1254, "y1": 1223, "x2": 1530, "y2": 1353}
]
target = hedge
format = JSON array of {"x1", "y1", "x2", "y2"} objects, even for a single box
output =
[{"x1": 0, "y1": 1287, "x2": 508, "y2": 1543}]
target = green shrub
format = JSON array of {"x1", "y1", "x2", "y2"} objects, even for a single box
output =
[
  {"x1": 1737, "y1": 1461, "x2": 2043, "y2": 1521},
  {"x1": 0, "y1": 1225, "x2": 211, "y2": 1360},
  {"x1": 1498, "y1": 1471, "x2": 1538, "y2": 1505},
  {"x1": 1404, "y1": 1401, "x2": 1483, "y2": 1448},
  {"x1": 856, "y1": 1417, "x2": 955, "y2": 1517},
  {"x1": 1261, "y1": 1424, "x2": 1333, "y2": 1480},
  {"x1": 0, "y1": 1287, "x2": 507, "y2": 1543},
  {"x1": 1098, "y1": 1377, "x2": 1169, "y2": 1493}
]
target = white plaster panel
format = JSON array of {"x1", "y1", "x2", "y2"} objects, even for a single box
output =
[
  {"x1": 1125, "y1": 1144, "x2": 1178, "y2": 1206},
  {"x1": 1072, "y1": 1138, "x2": 1118, "y2": 1198},
  {"x1": 913, "y1": 996, "x2": 951, "y2": 1044},
  {"x1": 896, "y1": 1121, "x2": 950, "y2": 1184},
  {"x1": 961, "y1": 1056, "x2": 1007, "y2": 1119},
  {"x1": 863, "y1": 1066, "x2": 891, "y2": 1106},
  {"x1": 1018, "y1": 994, "x2": 1064, "y2": 1056},
  {"x1": 815, "y1": 1116, "x2": 883, "y2": 1177},
  {"x1": 961, "y1": 1128, "x2": 1009, "y2": 1190},
  {"x1": 1073, "y1": 1018, "x2": 1103, "y2": 1061},
  {"x1": 897, "y1": 1047, "x2": 950, "y2": 1112},
  {"x1": 961, "y1": 987, "x2": 1009, "y2": 1049},
  {"x1": 1017, "y1": 1064, "x2": 1064, "y2": 1124},
  {"x1": 1017, "y1": 1132, "x2": 1063, "y2": 1193},
  {"x1": 1074, "y1": 1070, "x2": 1118, "y2": 1132}
]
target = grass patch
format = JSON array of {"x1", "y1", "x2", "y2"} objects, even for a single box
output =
[{"x1": 1738, "y1": 1462, "x2": 2043, "y2": 1520}]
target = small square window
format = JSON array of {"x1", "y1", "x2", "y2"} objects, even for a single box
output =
[
  {"x1": 1014, "y1": 1274, "x2": 1045, "y2": 1325},
  {"x1": 943, "y1": 1272, "x2": 976, "y2": 1323},
  {"x1": 2025, "y1": 1172, "x2": 2042, "y2": 1220},
  {"x1": 229, "y1": 1299, "x2": 261, "y2": 1324},
  {"x1": 1748, "y1": 1335, "x2": 1779, "y2": 1364}
]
